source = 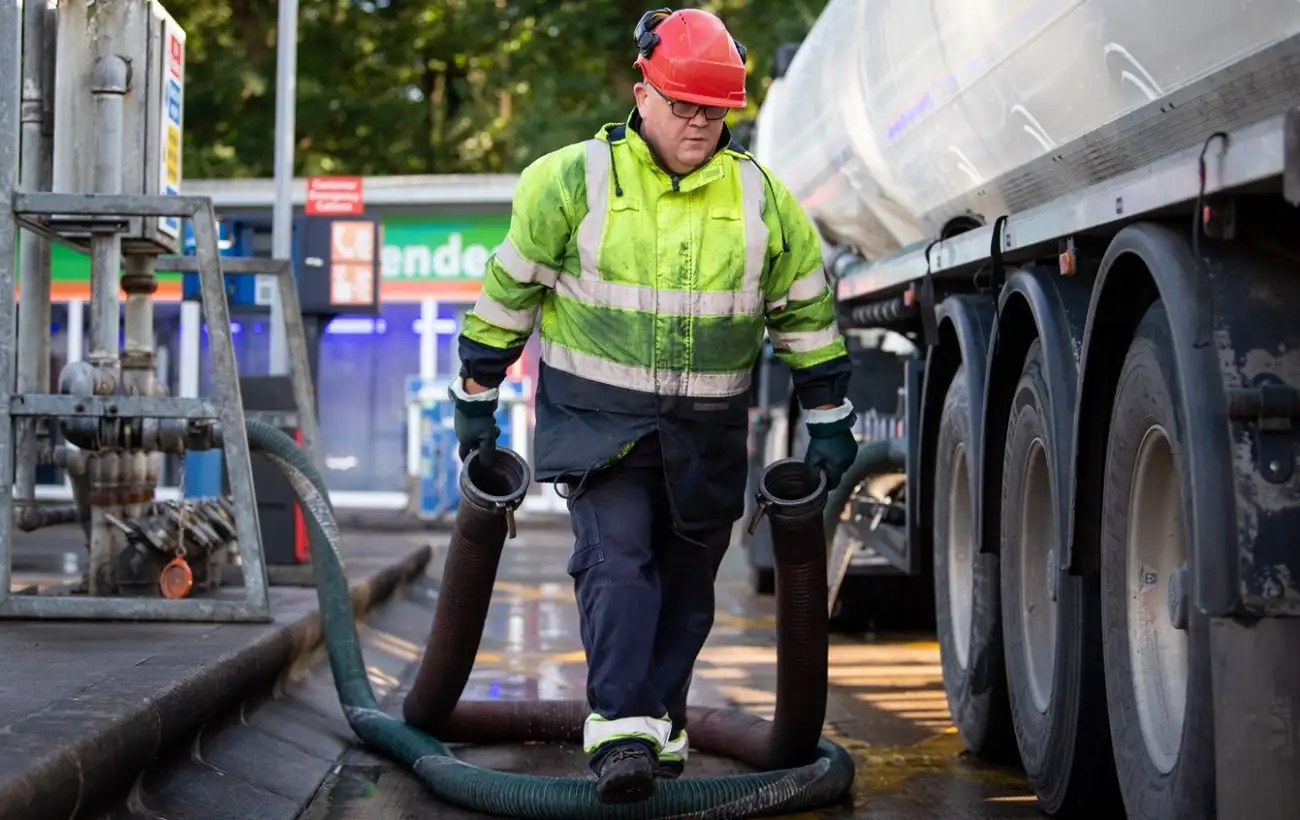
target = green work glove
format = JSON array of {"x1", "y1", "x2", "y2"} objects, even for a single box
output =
[
  {"x1": 804, "y1": 403, "x2": 857, "y2": 490},
  {"x1": 449, "y1": 378, "x2": 500, "y2": 465}
]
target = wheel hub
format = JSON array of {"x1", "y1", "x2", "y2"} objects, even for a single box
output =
[
  {"x1": 1018, "y1": 438, "x2": 1058, "y2": 714},
  {"x1": 947, "y1": 443, "x2": 974, "y2": 670},
  {"x1": 1126, "y1": 425, "x2": 1190, "y2": 775}
]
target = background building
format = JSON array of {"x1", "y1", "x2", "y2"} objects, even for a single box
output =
[{"x1": 34, "y1": 173, "x2": 544, "y2": 514}]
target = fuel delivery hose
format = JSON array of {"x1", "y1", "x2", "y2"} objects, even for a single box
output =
[
  {"x1": 822, "y1": 438, "x2": 908, "y2": 546},
  {"x1": 243, "y1": 418, "x2": 856, "y2": 818}
]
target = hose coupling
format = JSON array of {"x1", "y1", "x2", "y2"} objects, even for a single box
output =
[
  {"x1": 747, "y1": 458, "x2": 829, "y2": 534},
  {"x1": 459, "y1": 447, "x2": 532, "y2": 539}
]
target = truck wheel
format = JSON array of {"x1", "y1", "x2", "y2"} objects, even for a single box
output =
[
  {"x1": 933, "y1": 365, "x2": 1017, "y2": 762},
  {"x1": 1100, "y1": 301, "x2": 1215, "y2": 819},
  {"x1": 1000, "y1": 340, "x2": 1120, "y2": 813}
]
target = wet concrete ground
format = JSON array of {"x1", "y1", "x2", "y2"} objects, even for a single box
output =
[
  {"x1": 8, "y1": 525, "x2": 88, "y2": 591},
  {"x1": 299, "y1": 525, "x2": 1041, "y2": 819},
  {"x1": 2, "y1": 526, "x2": 433, "y2": 820}
]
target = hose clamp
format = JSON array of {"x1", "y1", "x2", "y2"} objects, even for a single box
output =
[{"x1": 500, "y1": 502, "x2": 518, "y2": 540}]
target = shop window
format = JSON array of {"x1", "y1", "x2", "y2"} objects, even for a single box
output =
[
  {"x1": 197, "y1": 310, "x2": 272, "y2": 397},
  {"x1": 316, "y1": 304, "x2": 422, "y2": 493}
]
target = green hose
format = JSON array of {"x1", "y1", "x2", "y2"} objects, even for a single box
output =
[
  {"x1": 822, "y1": 438, "x2": 908, "y2": 548},
  {"x1": 243, "y1": 419, "x2": 855, "y2": 818}
]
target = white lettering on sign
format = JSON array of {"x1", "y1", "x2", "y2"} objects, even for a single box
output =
[
  {"x1": 306, "y1": 176, "x2": 365, "y2": 216},
  {"x1": 380, "y1": 233, "x2": 499, "y2": 280}
]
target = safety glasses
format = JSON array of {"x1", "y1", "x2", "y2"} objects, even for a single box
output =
[{"x1": 649, "y1": 84, "x2": 729, "y2": 121}]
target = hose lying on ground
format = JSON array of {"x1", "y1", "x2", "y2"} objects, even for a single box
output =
[
  {"x1": 821, "y1": 438, "x2": 908, "y2": 547},
  {"x1": 244, "y1": 418, "x2": 856, "y2": 819}
]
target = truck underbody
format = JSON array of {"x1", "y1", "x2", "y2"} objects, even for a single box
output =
[{"x1": 745, "y1": 2, "x2": 1300, "y2": 817}]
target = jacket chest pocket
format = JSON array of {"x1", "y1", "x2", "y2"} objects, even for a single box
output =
[
  {"x1": 592, "y1": 197, "x2": 649, "y2": 282},
  {"x1": 703, "y1": 205, "x2": 756, "y2": 294}
]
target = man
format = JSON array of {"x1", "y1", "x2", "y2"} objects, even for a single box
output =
[{"x1": 449, "y1": 7, "x2": 857, "y2": 804}]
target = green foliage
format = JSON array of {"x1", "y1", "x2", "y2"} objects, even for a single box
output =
[{"x1": 164, "y1": 0, "x2": 827, "y2": 178}]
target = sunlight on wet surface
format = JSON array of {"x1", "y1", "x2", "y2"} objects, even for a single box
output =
[
  {"x1": 9, "y1": 574, "x2": 79, "y2": 593},
  {"x1": 359, "y1": 627, "x2": 422, "y2": 663},
  {"x1": 365, "y1": 664, "x2": 401, "y2": 691},
  {"x1": 400, "y1": 537, "x2": 1043, "y2": 818}
]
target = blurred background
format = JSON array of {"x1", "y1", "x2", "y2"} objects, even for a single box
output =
[{"x1": 172, "y1": 0, "x2": 825, "y2": 178}]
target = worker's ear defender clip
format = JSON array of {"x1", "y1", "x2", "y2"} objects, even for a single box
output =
[
  {"x1": 634, "y1": 8, "x2": 748, "y2": 63},
  {"x1": 634, "y1": 8, "x2": 674, "y2": 58}
]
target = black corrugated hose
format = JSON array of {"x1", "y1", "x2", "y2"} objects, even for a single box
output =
[{"x1": 244, "y1": 418, "x2": 857, "y2": 818}]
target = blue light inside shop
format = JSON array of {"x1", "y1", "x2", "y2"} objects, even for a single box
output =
[
  {"x1": 196, "y1": 317, "x2": 461, "y2": 336},
  {"x1": 320, "y1": 317, "x2": 460, "y2": 335}
]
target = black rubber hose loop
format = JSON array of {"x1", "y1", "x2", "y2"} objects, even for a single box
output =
[{"x1": 244, "y1": 421, "x2": 857, "y2": 819}]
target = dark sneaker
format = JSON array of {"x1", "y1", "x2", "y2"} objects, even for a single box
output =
[
  {"x1": 654, "y1": 758, "x2": 684, "y2": 779},
  {"x1": 595, "y1": 744, "x2": 657, "y2": 804}
]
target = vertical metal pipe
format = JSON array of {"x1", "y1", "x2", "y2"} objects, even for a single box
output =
[
  {"x1": 87, "y1": 55, "x2": 130, "y2": 392},
  {"x1": 86, "y1": 450, "x2": 120, "y2": 594},
  {"x1": 121, "y1": 256, "x2": 157, "y2": 397},
  {"x1": 15, "y1": 0, "x2": 53, "y2": 508},
  {"x1": 121, "y1": 252, "x2": 156, "y2": 517},
  {"x1": 269, "y1": 0, "x2": 300, "y2": 375},
  {"x1": 0, "y1": 0, "x2": 24, "y2": 604},
  {"x1": 83, "y1": 53, "x2": 131, "y2": 596}
]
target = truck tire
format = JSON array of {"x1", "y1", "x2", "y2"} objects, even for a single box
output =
[
  {"x1": 932, "y1": 365, "x2": 1017, "y2": 762},
  {"x1": 1100, "y1": 301, "x2": 1215, "y2": 820},
  {"x1": 1000, "y1": 340, "x2": 1121, "y2": 814}
]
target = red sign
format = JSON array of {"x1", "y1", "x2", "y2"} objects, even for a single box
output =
[
  {"x1": 305, "y1": 176, "x2": 364, "y2": 216},
  {"x1": 168, "y1": 34, "x2": 184, "y2": 78}
]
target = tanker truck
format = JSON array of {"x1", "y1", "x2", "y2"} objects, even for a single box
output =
[{"x1": 745, "y1": 1, "x2": 1300, "y2": 818}]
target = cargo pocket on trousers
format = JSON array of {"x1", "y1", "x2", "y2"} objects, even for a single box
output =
[{"x1": 567, "y1": 501, "x2": 605, "y2": 579}]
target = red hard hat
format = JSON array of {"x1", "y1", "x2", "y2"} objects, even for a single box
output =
[{"x1": 634, "y1": 9, "x2": 747, "y2": 109}]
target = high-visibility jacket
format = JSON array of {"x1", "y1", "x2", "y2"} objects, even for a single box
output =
[{"x1": 459, "y1": 114, "x2": 850, "y2": 530}]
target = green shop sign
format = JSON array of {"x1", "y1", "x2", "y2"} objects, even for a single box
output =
[
  {"x1": 380, "y1": 215, "x2": 510, "y2": 281},
  {"x1": 25, "y1": 213, "x2": 511, "y2": 300},
  {"x1": 40, "y1": 244, "x2": 182, "y2": 299}
]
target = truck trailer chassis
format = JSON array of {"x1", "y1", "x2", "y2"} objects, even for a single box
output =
[{"x1": 828, "y1": 101, "x2": 1300, "y2": 818}]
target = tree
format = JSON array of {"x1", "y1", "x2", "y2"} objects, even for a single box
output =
[{"x1": 165, "y1": 0, "x2": 830, "y2": 178}]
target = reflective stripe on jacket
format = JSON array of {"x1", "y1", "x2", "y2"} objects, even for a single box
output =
[{"x1": 459, "y1": 114, "x2": 850, "y2": 529}]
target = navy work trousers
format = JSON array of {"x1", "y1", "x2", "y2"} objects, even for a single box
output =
[{"x1": 565, "y1": 434, "x2": 731, "y2": 759}]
